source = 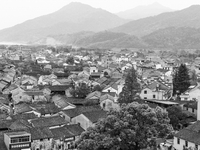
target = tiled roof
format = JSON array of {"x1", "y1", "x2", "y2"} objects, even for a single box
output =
[
  {"x1": 61, "y1": 105, "x2": 102, "y2": 118},
  {"x1": 100, "y1": 94, "x2": 114, "y2": 103},
  {"x1": 9, "y1": 119, "x2": 31, "y2": 130},
  {"x1": 82, "y1": 110, "x2": 107, "y2": 123},
  {"x1": 175, "y1": 121, "x2": 200, "y2": 145},
  {"x1": 30, "y1": 115, "x2": 68, "y2": 128},
  {"x1": 14, "y1": 103, "x2": 33, "y2": 114},
  {"x1": 86, "y1": 91, "x2": 101, "y2": 99},
  {"x1": 28, "y1": 127, "x2": 54, "y2": 140}
]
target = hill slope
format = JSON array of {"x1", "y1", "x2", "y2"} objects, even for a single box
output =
[
  {"x1": 0, "y1": 2, "x2": 126, "y2": 43},
  {"x1": 116, "y1": 2, "x2": 173, "y2": 20},
  {"x1": 112, "y1": 5, "x2": 200, "y2": 37}
]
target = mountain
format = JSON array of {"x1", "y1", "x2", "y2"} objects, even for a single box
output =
[
  {"x1": 142, "y1": 27, "x2": 200, "y2": 48},
  {"x1": 116, "y1": 2, "x2": 173, "y2": 20},
  {"x1": 34, "y1": 31, "x2": 146, "y2": 48},
  {"x1": 0, "y1": 2, "x2": 126, "y2": 43},
  {"x1": 112, "y1": 5, "x2": 200, "y2": 37},
  {"x1": 36, "y1": 27, "x2": 200, "y2": 49}
]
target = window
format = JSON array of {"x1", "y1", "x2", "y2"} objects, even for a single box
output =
[
  {"x1": 185, "y1": 141, "x2": 188, "y2": 147},
  {"x1": 144, "y1": 90, "x2": 147, "y2": 94},
  {"x1": 144, "y1": 97, "x2": 147, "y2": 99},
  {"x1": 153, "y1": 95, "x2": 156, "y2": 99},
  {"x1": 11, "y1": 136, "x2": 30, "y2": 143},
  {"x1": 177, "y1": 138, "x2": 180, "y2": 144},
  {"x1": 40, "y1": 139, "x2": 43, "y2": 141},
  {"x1": 192, "y1": 108, "x2": 195, "y2": 113}
]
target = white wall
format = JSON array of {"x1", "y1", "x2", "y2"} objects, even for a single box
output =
[
  {"x1": 140, "y1": 88, "x2": 166, "y2": 100},
  {"x1": 173, "y1": 137, "x2": 198, "y2": 150}
]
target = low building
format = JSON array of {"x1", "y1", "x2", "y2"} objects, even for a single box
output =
[{"x1": 4, "y1": 131, "x2": 31, "y2": 150}]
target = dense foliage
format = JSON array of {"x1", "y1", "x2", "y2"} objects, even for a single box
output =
[
  {"x1": 70, "y1": 83, "x2": 91, "y2": 98},
  {"x1": 173, "y1": 64, "x2": 190, "y2": 95},
  {"x1": 118, "y1": 67, "x2": 141, "y2": 104},
  {"x1": 77, "y1": 102, "x2": 173, "y2": 150},
  {"x1": 167, "y1": 105, "x2": 191, "y2": 130}
]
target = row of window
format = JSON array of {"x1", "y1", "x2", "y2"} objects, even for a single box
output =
[
  {"x1": 11, "y1": 136, "x2": 30, "y2": 143},
  {"x1": 177, "y1": 138, "x2": 198, "y2": 149},
  {"x1": 11, "y1": 144, "x2": 29, "y2": 148}
]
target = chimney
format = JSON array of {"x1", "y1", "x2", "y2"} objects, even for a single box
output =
[{"x1": 197, "y1": 96, "x2": 200, "y2": 121}]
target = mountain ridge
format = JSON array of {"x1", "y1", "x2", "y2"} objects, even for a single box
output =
[
  {"x1": 0, "y1": 2, "x2": 126, "y2": 43},
  {"x1": 116, "y1": 2, "x2": 174, "y2": 20}
]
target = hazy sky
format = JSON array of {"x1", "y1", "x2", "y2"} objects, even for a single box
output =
[{"x1": 0, "y1": 0, "x2": 200, "y2": 30}]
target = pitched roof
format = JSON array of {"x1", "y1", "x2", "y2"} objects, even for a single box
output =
[
  {"x1": 28, "y1": 127, "x2": 54, "y2": 140},
  {"x1": 30, "y1": 115, "x2": 68, "y2": 128},
  {"x1": 82, "y1": 110, "x2": 107, "y2": 123},
  {"x1": 14, "y1": 103, "x2": 33, "y2": 114},
  {"x1": 100, "y1": 94, "x2": 114, "y2": 103},
  {"x1": 175, "y1": 121, "x2": 200, "y2": 145},
  {"x1": 50, "y1": 124, "x2": 84, "y2": 139},
  {"x1": 86, "y1": 91, "x2": 101, "y2": 99},
  {"x1": 61, "y1": 105, "x2": 102, "y2": 118}
]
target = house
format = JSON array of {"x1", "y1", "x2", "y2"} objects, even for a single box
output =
[
  {"x1": 173, "y1": 121, "x2": 200, "y2": 150},
  {"x1": 180, "y1": 85, "x2": 200, "y2": 101},
  {"x1": 30, "y1": 103, "x2": 60, "y2": 117},
  {"x1": 29, "y1": 127, "x2": 53, "y2": 150},
  {"x1": 29, "y1": 115, "x2": 68, "y2": 128},
  {"x1": 23, "y1": 90, "x2": 47, "y2": 103},
  {"x1": 89, "y1": 66, "x2": 98, "y2": 74},
  {"x1": 140, "y1": 79, "x2": 171, "y2": 100},
  {"x1": 59, "y1": 105, "x2": 102, "y2": 123},
  {"x1": 102, "y1": 83, "x2": 118, "y2": 94},
  {"x1": 52, "y1": 95, "x2": 76, "y2": 110},
  {"x1": 86, "y1": 91, "x2": 101, "y2": 100},
  {"x1": 50, "y1": 124, "x2": 84, "y2": 150},
  {"x1": 100, "y1": 93, "x2": 119, "y2": 111},
  {"x1": 183, "y1": 102, "x2": 197, "y2": 116},
  {"x1": 4, "y1": 131, "x2": 31, "y2": 150},
  {"x1": 72, "y1": 110, "x2": 107, "y2": 130}
]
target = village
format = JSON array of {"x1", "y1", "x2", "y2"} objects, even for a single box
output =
[{"x1": 0, "y1": 45, "x2": 199, "y2": 150}]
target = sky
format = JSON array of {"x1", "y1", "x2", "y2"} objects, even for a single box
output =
[{"x1": 0, "y1": 0, "x2": 200, "y2": 30}]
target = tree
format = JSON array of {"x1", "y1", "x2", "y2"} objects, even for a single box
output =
[
  {"x1": 118, "y1": 67, "x2": 141, "y2": 104},
  {"x1": 70, "y1": 83, "x2": 91, "y2": 98},
  {"x1": 173, "y1": 64, "x2": 190, "y2": 95},
  {"x1": 93, "y1": 85, "x2": 102, "y2": 92},
  {"x1": 167, "y1": 105, "x2": 192, "y2": 130},
  {"x1": 77, "y1": 102, "x2": 173, "y2": 150},
  {"x1": 66, "y1": 56, "x2": 74, "y2": 65}
]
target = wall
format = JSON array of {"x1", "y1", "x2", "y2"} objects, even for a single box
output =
[
  {"x1": 140, "y1": 88, "x2": 166, "y2": 100},
  {"x1": 72, "y1": 114, "x2": 93, "y2": 130},
  {"x1": 31, "y1": 139, "x2": 52, "y2": 150},
  {"x1": 173, "y1": 137, "x2": 198, "y2": 150}
]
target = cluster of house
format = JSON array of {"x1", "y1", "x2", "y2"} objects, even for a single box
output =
[{"x1": 1, "y1": 47, "x2": 200, "y2": 150}]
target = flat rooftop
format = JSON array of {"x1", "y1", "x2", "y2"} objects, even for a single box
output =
[
  {"x1": 145, "y1": 99, "x2": 179, "y2": 105},
  {"x1": 5, "y1": 131, "x2": 30, "y2": 137}
]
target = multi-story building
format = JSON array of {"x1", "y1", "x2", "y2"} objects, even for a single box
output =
[{"x1": 4, "y1": 131, "x2": 31, "y2": 150}]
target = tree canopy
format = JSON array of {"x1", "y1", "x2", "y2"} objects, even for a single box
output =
[
  {"x1": 173, "y1": 64, "x2": 190, "y2": 95},
  {"x1": 70, "y1": 83, "x2": 91, "y2": 98},
  {"x1": 118, "y1": 67, "x2": 141, "y2": 104},
  {"x1": 77, "y1": 102, "x2": 173, "y2": 150},
  {"x1": 167, "y1": 105, "x2": 194, "y2": 130}
]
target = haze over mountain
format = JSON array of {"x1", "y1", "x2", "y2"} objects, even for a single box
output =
[
  {"x1": 112, "y1": 5, "x2": 200, "y2": 37},
  {"x1": 0, "y1": 2, "x2": 126, "y2": 43},
  {"x1": 116, "y1": 2, "x2": 174, "y2": 20}
]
